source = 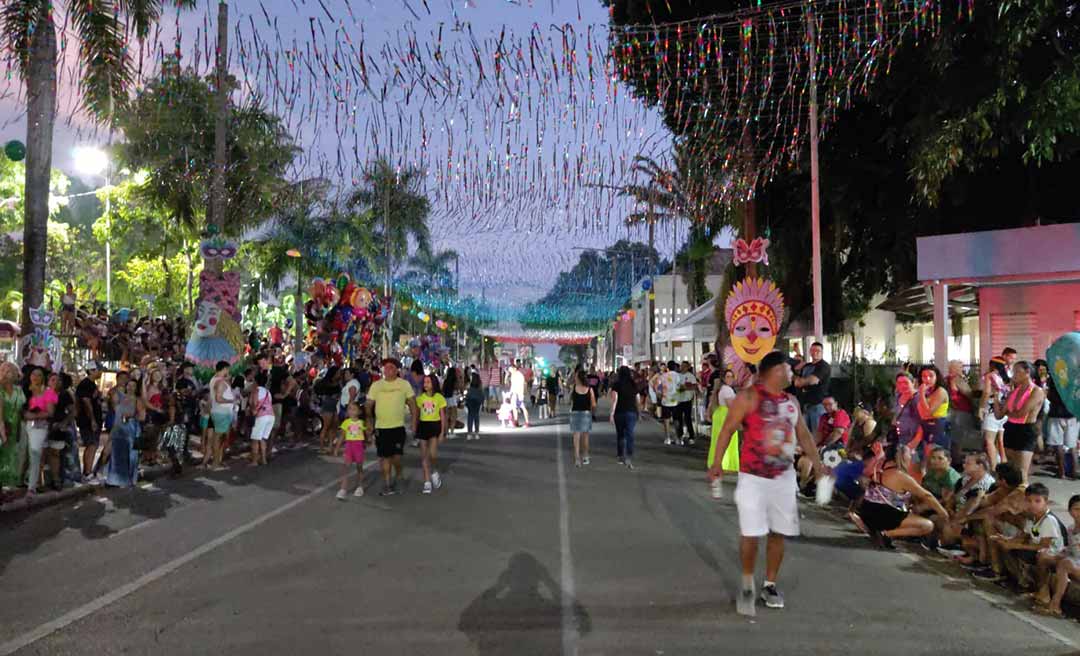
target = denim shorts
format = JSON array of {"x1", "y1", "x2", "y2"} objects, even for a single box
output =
[{"x1": 569, "y1": 411, "x2": 592, "y2": 433}]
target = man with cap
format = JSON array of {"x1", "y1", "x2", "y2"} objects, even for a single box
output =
[
  {"x1": 708, "y1": 350, "x2": 826, "y2": 616},
  {"x1": 76, "y1": 362, "x2": 104, "y2": 480},
  {"x1": 366, "y1": 357, "x2": 418, "y2": 496}
]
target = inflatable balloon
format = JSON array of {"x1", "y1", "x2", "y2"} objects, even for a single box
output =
[
  {"x1": 641, "y1": 278, "x2": 652, "y2": 291},
  {"x1": 340, "y1": 282, "x2": 357, "y2": 306},
  {"x1": 310, "y1": 278, "x2": 325, "y2": 300},
  {"x1": 5, "y1": 140, "x2": 25, "y2": 162},
  {"x1": 357, "y1": 289, "x2": 374, "y2": 308},
  {"x1": 1048, "y1": 333, "x2": 1080, "y2": 418},
  {"x1": 336, "y1": 273, "x2": 350, "y2": 291}
]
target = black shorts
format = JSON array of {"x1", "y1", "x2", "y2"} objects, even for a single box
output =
[
  {"x1": 1003, "y1": 422, "x2": 1037, "y2": 453},
  {"x1": 375, "y1": 427, "x2": 407, "y2": 458},
  {"x1": 859, "y1": 500, "x2": 908, "y2": 532},
  {"x1": 1016, "y1": 550, "x2": 1038, "y2": 565},
  {"x1": 78, "y1": 421, "x2": 99, "y2": 447},
  {"x1": 661, "y1": 405, "x2": 676, "y2": 420},
  {"x1": 417, "y1": 420, "x2": 442, "y2": 440}
]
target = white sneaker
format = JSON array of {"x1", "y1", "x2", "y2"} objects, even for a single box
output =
[
  {"x1": 411, "y1": 439, "x2": 420, "y2": 448},
  {"x1": 583, "y1": 456, "x2": 590, "y2": 465},
  {"x1": 664, "y1": 438, "x2": 673, "y2": 446},
  {"x1": 354, "y1": 486, "x2": 364, "y2": 497},
  {"x1": 432, "y1": 471, "x2": 443, "y2": 489},
  {"x1": 422, "y1": 481, "x2": 433, "y2": 495},
  {"x1": 336, "y1": 489, "x2": 347, "y2": 501}
]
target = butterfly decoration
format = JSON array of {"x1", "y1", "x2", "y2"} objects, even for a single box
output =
[{"x1": 732, "y1": 237, "x2": 770, "y2": 267}]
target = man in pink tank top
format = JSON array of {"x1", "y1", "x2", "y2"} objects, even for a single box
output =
[{"x1": 708, "y1": 351, "x2": 826, "y2": 616}]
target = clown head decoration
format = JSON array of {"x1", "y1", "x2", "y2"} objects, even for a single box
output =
[{"x1": 723, "y1": 278, "x2": 785, "y2": 386}]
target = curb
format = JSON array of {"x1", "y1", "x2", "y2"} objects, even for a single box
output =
[{"x1": 0, "y1": 464, "x2": 173, "y2": 514}]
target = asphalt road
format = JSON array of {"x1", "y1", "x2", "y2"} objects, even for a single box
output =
[{"x1": 4, "y1": 404, "x2": 1080, "y2": 656}]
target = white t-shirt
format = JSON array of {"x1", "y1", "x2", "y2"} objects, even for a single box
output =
[
  {"x1": 660, "y1": 371, "x2": 682, "y2": 407},
  {"x1": 1025, "y1": 511, "x2": 1065, "y2": 554},
  {"x1": 716, "y1": 384, "x2": 737, "y2": 407},
  {"x1": 510, "y1": 370, "x2": 527, "y2": 397},
  {"x1": 340, "y1": 379, "x2": 362, "y2": 408},
  {"x1": 679, "y1": 372, "x2": 698, "y2": 404}
]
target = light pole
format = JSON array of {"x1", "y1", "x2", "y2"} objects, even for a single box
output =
[
  {"x1": 286, "y1": 249, "x2": 302, "y2": 357},
  {"x1": 73, "y1": 146, "x2": 111, "y2": 312}
]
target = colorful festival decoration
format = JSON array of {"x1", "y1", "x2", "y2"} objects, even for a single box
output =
[
  {"x1": 185, "y1": 271, "x2": 244, "y2": 369},
  {"x1": 1048, "y1": 333, "x2": 1080, "y2": 419},
  {"x1": 732, "y1": 237, "x2": 770, "y2": 267},
  {"x1": 723, "y1": 278, "x2": 786, "y2": 386},
  {"x1": 404, "y1": 334, "x2": 451, "y2": 370},
  {"x1": 4, "y1": 140, "x2": 25, "y2": 162},
  {"x1": 20, "y1": 306, "x2": 61, "y2": 371}
]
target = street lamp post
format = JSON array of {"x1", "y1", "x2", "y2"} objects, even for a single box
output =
[
  {"x1": 286, "y1": 249, "x2": 302, "y2": 357},
  {"x1": 73, "y1": 146, "x2": 111, "y2": 312}
]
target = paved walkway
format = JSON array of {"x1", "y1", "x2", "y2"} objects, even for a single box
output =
[{"x1": 2, "y1": 404, "x2": 1080, "y2": 655}]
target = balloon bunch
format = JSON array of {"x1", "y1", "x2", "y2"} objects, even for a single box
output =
[
  {"x1": 404, "y1": 334, "x2": 451, "y2": 370},
  {"x1": 304, "y1": 273, "x2": 388, "y2": 366}
]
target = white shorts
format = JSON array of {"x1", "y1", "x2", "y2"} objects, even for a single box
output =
[
  {"x1": 734, "y1": 468, "x2": 800, "y2": 538},
  {"x1": 1046, "y1": 417, "x2": 1080, "y2": 449},
  {"x1": 251, "y1": 415, "x2": 275, "y2": 441},
  {"x1": 981, "y1": 412, "x2": 1008, "y2": 433}
]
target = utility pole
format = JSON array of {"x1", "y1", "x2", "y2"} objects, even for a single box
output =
[
  {"x1": 208, "y1": 1, "x2": 229, "y2": 274},
  {"x1": 647, "y1": 219, "x2": 656, "y2": 364},
  {"x1": 809, "y1": 9, "x2": 824, "y2": 345}
]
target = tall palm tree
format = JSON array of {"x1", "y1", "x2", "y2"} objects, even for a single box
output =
[
  {"x1": 403, "y1": 247, "x2": 459, "y2": 293},
  {"x1": 347, "y1": 158, "x2": 432, "y2": 293},
  {"x1": 2, "y1": 0, "x2": 197, "y2": 333}
]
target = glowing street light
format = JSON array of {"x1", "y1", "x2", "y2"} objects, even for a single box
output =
[{"x1": 73, "y1": 146, "x2": 113, "y2": 312}]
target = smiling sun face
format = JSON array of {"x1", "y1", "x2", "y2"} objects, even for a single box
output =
[{"x1": 731, "y1": 312, "x2": 776, "y2": 365}]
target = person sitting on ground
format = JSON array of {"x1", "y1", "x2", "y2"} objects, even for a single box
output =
[
  {"x1": 936, "y1": 452, "x2": 995, "y2": 551},
  {"x1": 832, "y1": 402, "x2": 879, "y2": 502},
  {"x1": 849, "y1": 441, "x2": 949, "y2": 550},
  {"x1": 1037, "y1": 494, "x2": 1080, "y2": 617},
  {"x1": 976, "y1": 483, "x2": 1065, "y2": 586},
  {"x1": 958, "y1": 463, "x2": 1026, "y2": 571},
  {"x1": 798, "y1": 396, "x2": 850, "y2": 491},
  {"x1": 921, "y1": 446, "x2": 961, "y2": 501}
]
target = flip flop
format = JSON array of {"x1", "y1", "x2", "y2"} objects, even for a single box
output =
[{"x1": 1033, "y1": 605, "x2": 1064, "y2": 618}]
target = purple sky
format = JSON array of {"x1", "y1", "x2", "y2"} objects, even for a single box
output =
[{"x1": 1, "y1": 0, "x2": 725, "y2": 324}]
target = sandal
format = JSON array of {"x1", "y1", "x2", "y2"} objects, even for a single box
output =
[{"x1": 1033, "y1": 605, "x2": 1064, "y2": 618}]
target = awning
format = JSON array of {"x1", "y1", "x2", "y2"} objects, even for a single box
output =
[
  {"x1": 652, "y1": 296, "x2": 718, "y2": 344},
  {"x1": 875, "y1": 285, "x2": 978, "y2": 321}
]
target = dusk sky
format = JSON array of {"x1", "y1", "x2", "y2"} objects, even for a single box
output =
[{"x1": 0, "y1": 0, "x2": 725, "y2": 327}]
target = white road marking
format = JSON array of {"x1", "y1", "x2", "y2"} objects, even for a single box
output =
[
  {"x1": 969, "y1": 589, "x2": 1078, "y2": 649},
  {"x1": 107, "y1": 518, "x2": 156, "y2": 538},
  {"x1": 900, "y1": 549, "x2": 1076, "y2": 649},
  {"x1": 0, "y1": 475, "x2": 343, "y2": 655},
  {"x1": 555, "y1": 423, "x2": 578, "y2": 656}
]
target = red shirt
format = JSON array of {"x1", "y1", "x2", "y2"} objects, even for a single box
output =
[
  {"x1": 740, "y1": 385, "x2": 800, "y2": 479},
  {"x1": 816, "y1": 409, "x2": 851, "y2": 447}
]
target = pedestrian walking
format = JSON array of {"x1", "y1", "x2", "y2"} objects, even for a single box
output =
[
  {"x1": 609, "y1": 366, "x2": 639, "y2": 469},
  {"x1": 569, "y1": 369, "x2": 595, "y2": 467},
  {"x1": 366, "y1": 358, "x2": 418, "y2": 496},
  {"x1": 336, "y1": 402, "x2": 370, "y2": 500},
  {"x1": 249, "y1": 371, "x2": 275, "y2": 466},
  {"x1": 465, "y1": 372, "x2": 484, "y2": 440},
  {"x1": 708, "y1": 351, "x2": 826, "y2": 616},
  {"x1": 415, "y1": 374, "x2": 447, "y2": 495}
]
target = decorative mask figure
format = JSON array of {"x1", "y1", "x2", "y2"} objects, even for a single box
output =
[
  {"x1": 723, "y1": 278, "x2": 785, "y2": 386},
  {"x1": 20, "y1": 305, "x2": 62, "y2": 371}
]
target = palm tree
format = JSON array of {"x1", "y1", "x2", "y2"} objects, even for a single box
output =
[
  {"x1": 2, "y1": 0, "x2": 197, "y2": 333},
  {"x1": 403, "y1": 247, "x2": 459, "y2": 293},
  {"x1": 347, "y1": 158, "x2": 432, "y2": 292}
]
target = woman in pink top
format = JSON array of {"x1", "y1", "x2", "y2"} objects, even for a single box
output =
[{"x1": 23, "y1": 367, "x2": 57, "y2": 494}]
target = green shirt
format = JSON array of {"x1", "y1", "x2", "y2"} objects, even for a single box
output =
[
  {"x1": 923, "y1": 467, "x2": 961, "y2": 499},
  {"x1": 416, "y1": 393, "x2": 447, "y2": 423}
]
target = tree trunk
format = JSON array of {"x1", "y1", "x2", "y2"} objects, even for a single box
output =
[
  {"x1": 20, "y1": 9, "x2": 57, "y2": 334},
  {"x1": 162, "y1": 238, "x2": 172, "y2": 300},
  {"x1": 206, "y1": 0, "x2": 229, "y2": 275}
]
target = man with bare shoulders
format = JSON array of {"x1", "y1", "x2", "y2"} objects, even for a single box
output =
[{"x1": 708, "y1": 351, "x2": 826, "y2": 616}]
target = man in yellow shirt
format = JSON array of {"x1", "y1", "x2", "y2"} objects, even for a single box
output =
[{"x1": 366, "y1": 358, "x2": 418, "y2": 496}]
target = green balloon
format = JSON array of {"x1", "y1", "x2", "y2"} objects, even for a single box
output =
[{"x1": 5, "y1": 140, "x2": 25, "y2": 162}]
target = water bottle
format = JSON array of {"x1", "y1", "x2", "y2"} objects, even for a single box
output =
[
  {"x1": 815, "y1": 474, "x2": 835, "y2": 506},
  {"x1": 711, "y1": 477, "x2": 723, "y2": 499}
]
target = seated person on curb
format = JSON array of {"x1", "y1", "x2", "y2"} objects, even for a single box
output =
[
  {"x1": 921, "y1": 446, "x2": 961, "y2": 502},
  {"x1": 798, "y1": 396, "x2": 850, "y2": 491},
  {"x1": 976, "y1": 483, "x2": 1065, "y2": 587},
  {"x1": 849, "y1": 442, "x2": 949, "y2": 550},
  {"x1": 1037, "y1": 494, "x2": 1080, "y2": 617},
  {"x1": 936, "y1": 452, "x2": 995, "y2": 551},
  {"x1": 957, "y1": 463, "x2": 1026, "y2": 569}
]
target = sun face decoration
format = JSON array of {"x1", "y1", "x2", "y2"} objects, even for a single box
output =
[{"x1": 724, "y1": 278, "x2": 785, "y2": 365}]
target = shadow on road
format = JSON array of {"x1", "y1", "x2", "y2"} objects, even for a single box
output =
[{"x1": 458, "y1": 552, "x2": 590, "y2": 655}]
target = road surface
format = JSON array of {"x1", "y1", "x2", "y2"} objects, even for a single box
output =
[{"x1": 2, "y1": 406, "x2": 1080, "y2": 655}]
